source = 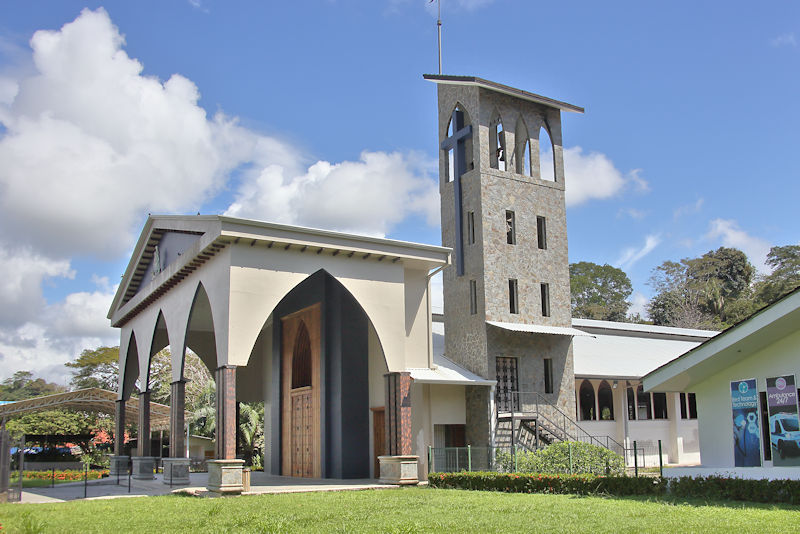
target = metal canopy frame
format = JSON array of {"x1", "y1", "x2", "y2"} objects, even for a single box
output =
[{"x1": 0, "y1": 388, "x2": 182, "y2": 431}]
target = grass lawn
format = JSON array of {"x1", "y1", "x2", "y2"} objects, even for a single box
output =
[{"x1": 1, "y1": 487, "x2": 798, "y2": 533}]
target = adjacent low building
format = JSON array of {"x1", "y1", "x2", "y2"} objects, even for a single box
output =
[{"x1": 644, "y1": 287, "x2": 800, "y2": 479}]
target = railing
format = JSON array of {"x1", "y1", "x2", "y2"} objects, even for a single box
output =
[
  {"x1": 498, "y1": 391, "x2": 624, "y2": 456},
  {"x1": 428, "y1": 441, "x2": 664, "y2": 477}
]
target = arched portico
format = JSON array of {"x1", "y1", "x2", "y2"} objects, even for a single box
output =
[{"x1": 109, "y1": 215, "x2": 449, "y2": 491}]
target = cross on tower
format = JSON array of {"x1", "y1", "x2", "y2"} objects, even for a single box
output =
[{"x1": 441, "y1": 109, "x2": 472, "y2": 276}]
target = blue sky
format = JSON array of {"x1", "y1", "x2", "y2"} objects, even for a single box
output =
[{"x1": 0, "y1": 1, "x2": 798, "y2": 382}]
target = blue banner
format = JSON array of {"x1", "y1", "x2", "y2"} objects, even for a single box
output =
[
  {"x1": 766, "y1": 374, "x2": 800, "y2": 467},
  {"x1": 731, "y1": 378, "x2": 762, "y2": 467}
]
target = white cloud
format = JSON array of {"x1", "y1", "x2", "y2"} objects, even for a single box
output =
[
  {"x1": 226, "y1": 150, "x2": 439, "y2": 237},
  {"x1": 562, "y1": 146, "x2": 643, "y2": 207},
  {"x1": 617, "y1": 207, "x2": 647, "y2": 220},
  {"x1": 0, "y1": 8, "x2": 250, "y2": 259},
  {"x1": 628, "y1": 291, "x2": 649, "y2": 319},
  {"x1": 615, "y1": 234, "x2": 661, "y2": 271},
  {"x1": 771, "y1": 33, "x2": 797, "y2": 47},
  {"x1": 0, "y1": 247, "x2": 74, "y2": 327},
  {"x1": 430, "y1": 271, "x2": 443, "y2": 315},
  {"x1": 705, "y1": 218, "x2": 771, "y2": 273},
  {"x1": 673, "y1": 197, "x2": 704, "y2": 219}
]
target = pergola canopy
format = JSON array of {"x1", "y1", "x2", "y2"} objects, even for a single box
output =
[{"x1": 0, "y1": 388, "x2": 183, "y2": 432}]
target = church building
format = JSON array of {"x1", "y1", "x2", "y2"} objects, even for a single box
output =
[{"x1": 108, "y1": 75, "x2": 704, "y2": 491}]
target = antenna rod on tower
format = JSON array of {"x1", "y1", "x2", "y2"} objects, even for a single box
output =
[{"x1": 437, "y1": 0, "x2": 442, "y2": 74}]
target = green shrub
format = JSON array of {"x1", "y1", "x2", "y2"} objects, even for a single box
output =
[
  {"x1": 494, "y1": 441, "x2": 625, "y2": 476},
  {"x1": 668, "y1": 476, "x2": 800, "y2": 505},
  {"x1": 428, "y1": 471, "x2": 664, "y2": 496}
]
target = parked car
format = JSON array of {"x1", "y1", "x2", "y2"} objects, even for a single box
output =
[{"x1": 770, "y1": 413, "x2": 800, "y2": 459}]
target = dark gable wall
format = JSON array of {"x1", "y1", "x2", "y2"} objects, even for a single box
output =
[{"x1": 269, "y1": 270, "x2": 370, "y2": 478}]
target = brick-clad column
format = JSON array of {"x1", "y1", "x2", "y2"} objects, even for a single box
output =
[
  {"x1": 114, "y1": 399, "x2": 126, "y2": 456},
  {"x1": 384, "y1": 372, "x2": 412, "y2": 456},
  {"x1": 169, "y1": 380, "x2": 186, "y2": 458},
  {"x1": 137, "y1": 391, "x2": 151, "y2": 456},
  {"x1": 215, "y1": 366, "x2": 237, "y2": 460}
]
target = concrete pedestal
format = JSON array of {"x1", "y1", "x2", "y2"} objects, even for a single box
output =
[
  {"x1": 131, "y1": 456, "x2": 157, "y2": 480},
  {"x1": 378, "y1": 455, "x2": 419, "y2": 485},
  {"x1": 207, "y1": 459, "x2": 245, "y2": 494},
  {"x1": 161, "y1": 457, "x2": 191, "y2": 485},
  {"x1": 109, "y1": 455, "x2": 130, "y2": 477}
]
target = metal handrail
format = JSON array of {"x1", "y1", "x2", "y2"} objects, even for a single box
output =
[{"x1": 501, "y1": 391, "x2": 624, "y2": 455}]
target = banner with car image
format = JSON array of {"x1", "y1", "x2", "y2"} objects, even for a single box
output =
[
  {"x1": 766, "y1": 374, "x2": 800, "y2": 466},
  {"x1": 731, "y1": 379, "x2": 762, "y2": 467}
]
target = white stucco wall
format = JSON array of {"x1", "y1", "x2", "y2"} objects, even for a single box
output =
[{"x1": 694, "y1": 328, "x2": 800, "y2": 468}]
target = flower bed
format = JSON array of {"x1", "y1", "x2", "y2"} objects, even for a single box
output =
[{"x1": 15, "y1": 469, "x2": 109, "y2": 482}]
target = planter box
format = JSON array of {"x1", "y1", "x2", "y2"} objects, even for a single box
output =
[
  {"x1": 131, "y1": 456, "x2": 157, "y2": 480},
  {"x1": 109, "y1": 455, "x2": 129, "y2": 477},
  {"x1": 378, "y1": 455, "x2": 419, "y2": 485},
  {"x1": 207, "y1": 459, "x2": 245, "y2": 494},
  {"x1": 162, "y1": 457, "x2": 191, "y2": 485}
]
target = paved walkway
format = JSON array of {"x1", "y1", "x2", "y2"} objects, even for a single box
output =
[{"x1": 20, "y1": 472, "x2": 396, "y2": 503}]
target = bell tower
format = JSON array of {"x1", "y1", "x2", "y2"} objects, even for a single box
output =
[{"x1": 424, "y1": 75, "x2": 584, "y2": 447}]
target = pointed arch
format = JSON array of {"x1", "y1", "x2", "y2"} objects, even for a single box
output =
[
  {"x1": 514, "y1": 116, "x2": 531, "y2": 176},
  {"x1": 291, "y1": 321, "x2": 312, "y2": 389},
  {"x1": 444, "y1": 103, "x2": 474, "y2": 183},
  {"x1": 184, "y1": 282, "x2": 219, "y2": 376},
  {"x1": 489, "y1": 110, "x2": 507, "y2": 171},
  {"x1": 121, "y1": 331, "x2": 140, "y2": 400},
  {"x1": 579, "y1": 379, "x2": 595, "y2": 421},
  {"x1": 538, "y1": 124, "x2": 555, "y2": 182},
  {"x1": 598, "y1": 380, "x2": 614, "y2": 420}
]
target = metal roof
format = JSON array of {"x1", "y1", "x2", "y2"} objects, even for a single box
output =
[
  {"x1": 487, "y1": 320, "x2": 594, "y2": 337},
  {"x1": 423, "y1": 74, "x2": 584, "y2": 113},
  {"x1": 408, "y1": 353, "x2": 495, "y2": 386},
  {"x1": 0, "y1": 388, "x2": 182, "y2": 431}
]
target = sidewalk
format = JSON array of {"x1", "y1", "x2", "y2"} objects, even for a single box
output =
[{"x1": 20, "y1": 472, "x2": 396, "y2": 503}]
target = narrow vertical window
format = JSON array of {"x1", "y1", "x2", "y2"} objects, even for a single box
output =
[
  {"x1": 469, "y1": 280, "x2": 477, "y2": 315},
  {"x1": 466, "y1": 211, "x2": 475, "y2": 245},
  {"x1": 446, "y1": 148, "x2": 455, "y2": 183},
  {"x1": 540, "y1": 283, "x2": 550, "y2": 317},
  {"x1": 536, "y1": 216, "x2": 547, "y2": 250},
  {"x1": 543, "y1": 358, "x2": 554, "y2": 394},
  {"x1": 680, "y1": 392, "x2": 688, "y2": 419},
  {"x1": 687, "y1": 392, "x2": 697, "y2": 419},
  {"x1": 505, "y1": 210, "x2": 516, "y2": 245},
  {"x1": 509, "y1": 279, "x2": 518, "y2": 314},
  {"x1": 652, "y1": 392, "x2": 668, "y2": 419},
  {"x1": 490, "y1": 116, "x2": 506, "y2": 171}
]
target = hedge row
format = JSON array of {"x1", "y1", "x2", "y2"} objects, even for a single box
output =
[
  {"x1": 428, "y1": 472, "x2": 800, "y2": 504},
  {"x1": 428, "y1": 472, "x2": 664, "y2": 496}
]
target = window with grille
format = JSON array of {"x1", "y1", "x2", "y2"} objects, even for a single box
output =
[{"x1": 495, "y1": 357, "x2": 519, "y2": 412}]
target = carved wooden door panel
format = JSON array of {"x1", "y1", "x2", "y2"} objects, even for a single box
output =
[{"x1": 281, "y1": 304, "x2": 321, "y2": 478}]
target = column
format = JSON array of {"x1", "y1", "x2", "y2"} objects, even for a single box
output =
[
  {"x1": 215, "y1": 366, "x2": 237, "y2": 460},
  {"x1": 110, "y1": 399, "x2": 129, "y2": 476},
  {"x1": 169, "y1": 380, "x2": 186, "y2": 457},
  {"x1": 137, "y1": 390, "x2": 151, "y2": 457},
  {"x1": 114, "y1": 399, "x2": 126, "y2": 456},
  {"x1": 379, "y1": 372, "x2": 418, "y2": 485},
  {"x1": 131, "y1": 391, "x2": 156, "y2": 479},
  {"x1": 385, "y1": 372, "x2": 412, "y2": 455},
  {"x1": 207, "y1": 365, "x2": 244, "y2": 494}
]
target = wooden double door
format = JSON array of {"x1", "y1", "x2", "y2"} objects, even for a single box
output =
[{"x1": 281, "y1": 304, "x2": 321, "y2": 478}]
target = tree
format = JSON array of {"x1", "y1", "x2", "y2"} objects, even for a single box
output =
[
  {"x1": 756, "y1": 245, "x2": 800, "y2": 304},
  {"x1": 65, "y1": 346, "x2": 119, "y2": 390},
  {"x1": 237, "y1": 402, "x2": 264, "y2": 467},
  {"x1": 569, "y1": 262, "x2": 633, "y2": 322},
  {"x1": 0, "y1": 371, "x2": 64, "y2": 401},
  {"x1": 647, "y1": 247, "x2": 755, "y2": 329}
]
